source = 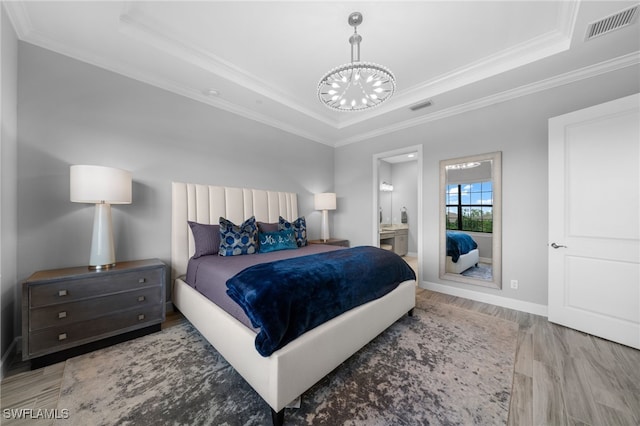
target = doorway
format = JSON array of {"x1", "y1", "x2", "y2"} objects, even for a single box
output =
[{"x1": 372, "y1": 145, "x2": 423, "y2": 283}]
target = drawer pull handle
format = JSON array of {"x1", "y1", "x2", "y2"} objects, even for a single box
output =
[
  {"x1": 58, "y1": 311, "x2": 67, "y2": 319},
  {"x1": 58, "y1": 290, "x2": 68, "y2": 297},
  {"x1": 58, "y1": 333, "x2": 67, "y2": 341},
  {"x1": 137, "y1": 296, "x2": 145, "y2": 302},
  {"x1": 138, "y1": 278, "x2": 146, "y2": 283},
  {"x1": 138, "y1": 314, "x2": 145, "y2": 321}
]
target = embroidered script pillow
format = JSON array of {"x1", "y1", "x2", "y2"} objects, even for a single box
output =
[{"x1": 258, "y1": 229, "x2": 298, "y2": 253}]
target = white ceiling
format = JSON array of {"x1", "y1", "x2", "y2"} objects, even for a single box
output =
[{"x1": 5, "y1": 1, "x2": 640, "y2": 146}]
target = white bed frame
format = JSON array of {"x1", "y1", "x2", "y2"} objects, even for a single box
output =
[
  {"x1": 171, "y1": 182, "x2": 416, "y2": 424},
  {"x1": 445, "y1": 248, "x2": 480, "y2": 274}
]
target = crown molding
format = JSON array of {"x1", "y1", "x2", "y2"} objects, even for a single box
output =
[
  {"x1": 7, "y1": 5, "x2": 332, "y2": 146},
  {"x1": 8, "y1": 0, "x2": 634, "y2": 149},
  {"x1": 118, "y1": 11, "x2": 339, "y2": 129},
  {"x1": 337, "y1": 0, "x2": 581, "y2": 130},
  {"x1": 104, "y1": 4, "x2": 583, "y2": 133},
  {"x1": 338, "y1": 29, "x2": 572, "y2": 130},
  {"x1": 334, "y1": 51, "x2": 640, "y2": 147}
]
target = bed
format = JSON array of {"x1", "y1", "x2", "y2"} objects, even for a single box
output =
[
  {"x1": 171, "y1": 182, "x2": 416, "y2": 425},
  {"x1": 445, "y1": 231, "x2": 479, "y2": 274}
]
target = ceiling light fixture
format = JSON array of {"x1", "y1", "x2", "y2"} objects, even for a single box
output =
[{"x1": 318, "y1": 12, "x2": 396, "y2": 112}]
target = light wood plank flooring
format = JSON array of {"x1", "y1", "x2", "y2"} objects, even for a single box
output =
[{"x1": 2, "y1": 289, "x2": 638, "y2": 425}]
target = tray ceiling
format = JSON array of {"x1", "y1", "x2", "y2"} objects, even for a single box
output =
[{"x1": 5, "y1": 1, "x2": 639, "y2": 146}]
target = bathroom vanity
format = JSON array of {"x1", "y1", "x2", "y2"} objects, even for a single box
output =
[{"x1": 379, "y1": 225, "x2": 409, "y2": 256}]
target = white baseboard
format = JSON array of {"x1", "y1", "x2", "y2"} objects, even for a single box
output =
[
  {"x1": 1, "y1": 336, "x2": 20, "y2": 380},
  {"x1": 420, "y1": 280, "x2": 548, "y2": 317}
]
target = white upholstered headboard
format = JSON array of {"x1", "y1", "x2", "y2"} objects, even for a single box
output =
[{"x1": 171, "y1": 182, "x2": 299, "y2": 280}]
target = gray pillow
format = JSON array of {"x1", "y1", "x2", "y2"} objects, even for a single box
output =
[
  {"x1": 258, "y1": 221, "x2": 279, "y2": 233},
  {"x1": 188, "y1": 221, "x2": 220, "y2": 258}
]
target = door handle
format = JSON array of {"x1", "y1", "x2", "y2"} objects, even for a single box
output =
[{"x1": 550, "y1": 242, "x2": 567, "y2": 249}]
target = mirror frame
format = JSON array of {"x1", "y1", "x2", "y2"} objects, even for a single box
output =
[{"x1": 439, "y1": 151, "x2": 502, "y2": 289}]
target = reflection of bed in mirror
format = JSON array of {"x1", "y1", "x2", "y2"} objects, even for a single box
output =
[
  {"x1": 439, "y1": 152, "x2": 501, "y2": 289},
  {"x1": 445, "y1": 231, "x2": 479, "y2": 274}
]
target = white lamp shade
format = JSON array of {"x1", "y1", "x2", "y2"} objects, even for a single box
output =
[
  {"x1": 314, "y1": 192, "x2": 336, "y2": 211},
  {"x1": 70, "y1": 165, "x2": 132, "y2": 204}
]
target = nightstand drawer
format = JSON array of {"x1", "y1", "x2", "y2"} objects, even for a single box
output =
[
  {"x1": 28, "y1": 304, "x2": 164, "y2": 356},
  {"x1": 29, "y1": 285, "x2": 163, "y2": 331},
  {"x1": 29, "y1": 268, "x2": 163, "y2": 308}
]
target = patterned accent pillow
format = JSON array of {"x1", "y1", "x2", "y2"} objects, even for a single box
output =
[
  {"x1": 188, "y1": 221, "x2": 220, "y2": 258},
  {"x1": 278, "y1": 216, "x2": 307, "y2": 247},
  {"x1": 218, "y1": 216, "x2": 258, "y2": 256},
  {"x1": 258, "y1": 229, "x2": 298, "y2": 253}
]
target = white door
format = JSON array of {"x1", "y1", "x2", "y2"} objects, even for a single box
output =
[{"x1": 548, "y1": 93, "x2": 639, "y2": 349}]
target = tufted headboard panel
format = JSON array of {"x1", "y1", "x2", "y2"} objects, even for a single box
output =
[{"x1": 171, "y1": 182, "x2": 298, "y2": 280}]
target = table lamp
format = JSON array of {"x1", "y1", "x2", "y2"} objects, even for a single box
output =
[
  {"x1": 314, "y1": 192, "x2": 336, "y2": 242},
  {"x1": 70, "y1": 165, "x2": 132, "y2": 270}
]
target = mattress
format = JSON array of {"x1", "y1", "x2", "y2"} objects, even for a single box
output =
[{"x1": 185, "y1": 244, "x2": 343, "y2": 329}]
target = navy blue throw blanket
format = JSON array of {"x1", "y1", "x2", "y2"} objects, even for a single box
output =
[
  {"x1": 226, "y1": 246, "x2": 416, "y2": 357},
  {"x1": 446, "y1": 231, "x2": 478, "y2": 263}
]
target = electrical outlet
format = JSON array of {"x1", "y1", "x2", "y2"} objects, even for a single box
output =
[{"x1": 510, "y1": 280, "x2": 519, "y2": 289}]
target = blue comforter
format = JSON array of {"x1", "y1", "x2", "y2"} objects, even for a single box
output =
[
  {"x1": 226, "y1": 246, "x2": 416, "y2": 357},
  {"x1": 446, "y1": 231, "x2": 478, "y2": 263}
]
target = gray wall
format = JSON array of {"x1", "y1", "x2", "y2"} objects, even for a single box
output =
[
  {"x1": 378, "y1": 160, "x2": 392, "y2": 224},
  {"x1": 4, "y1": 28, "x2": 639, "y2": 366},
  {"x1": 391, "y1": 161, "x2": 418, "y2": 254},
  {"x1": 15, "y1": 43, "x2": 334, "y2": 304},
  {"x1": 334, "y1": 66, "x2": 640, "y2": 306},
  {"x1": 1, "y1": 5, "x2": 19, "y2": 374}
]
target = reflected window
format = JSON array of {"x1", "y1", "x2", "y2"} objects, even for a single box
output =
[{"x1": 445, "y1": 181, "x2": 493, "y2": 232}]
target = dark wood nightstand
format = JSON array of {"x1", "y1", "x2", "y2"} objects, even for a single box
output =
[
  {"x1": 22, "y1": 259, "x2": 166, "y2": 368},
  {"x1": 308, "y1": 238, "x2": 350, "y2": 247}
]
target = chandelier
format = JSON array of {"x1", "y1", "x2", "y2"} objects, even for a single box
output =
[{"x1": 318, "y1": 12, "x2": 396, "y2": 111}]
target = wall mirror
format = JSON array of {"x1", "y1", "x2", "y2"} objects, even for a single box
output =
[{"x1": 439, "y1": 152, "x2": 502, "y2": 289}]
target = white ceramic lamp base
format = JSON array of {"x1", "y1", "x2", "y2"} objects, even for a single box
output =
[
  {"x1": 89, "y1": 203, "x2": 116, "y2": 270},
  {"x1": 320, "y1": 209, "x2": 330, "y2": 242}
]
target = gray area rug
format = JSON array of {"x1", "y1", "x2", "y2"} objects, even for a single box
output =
[
  {"x1": 56, "y1": 301, "x2": 517, "y2": 425},
  {"x1": 461, "y1": 263, "x2": 493, "y2": 280}
]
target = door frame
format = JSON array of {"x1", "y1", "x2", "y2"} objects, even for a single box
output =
[{"x1": 372, "y1": 145, "x2": 423, "y2": 284}]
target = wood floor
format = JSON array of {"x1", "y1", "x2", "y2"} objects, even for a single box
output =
[{"x1": 2, "y1": 288, "x2": 638, "y2": 425}]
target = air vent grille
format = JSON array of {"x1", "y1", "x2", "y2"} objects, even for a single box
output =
[
  {"x1": 585, "y1": 5, "x2": 638, "y2": 40},
  {"x1": 410, "y1": 100, "x2": 433, "y2": 111}
]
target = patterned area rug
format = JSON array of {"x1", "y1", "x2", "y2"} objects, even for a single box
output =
[{"x1": 56, "y1": 301, "x2": 517, "y2": 425}]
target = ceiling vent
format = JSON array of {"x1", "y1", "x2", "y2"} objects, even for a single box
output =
[
  {"x1": 410, "y1": 100, "x2": 433, "y2": 111},
  {"x1": 585, "y1": 5, "x2": 638, "y2": 41}
]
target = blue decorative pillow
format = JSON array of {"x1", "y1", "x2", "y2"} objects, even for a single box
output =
[
  {"x1": 188, "y1": 221, "x2": 220, "y2": 258},
  {"x1": 278, "y1": 216, "x2": 307, "y2": 247},
  {"x1": 258, "y1": 229, "x2": 298, "y2": 253},
  {"x1": 219, "y1": 216, "x2": 258, "y2": 256}
]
